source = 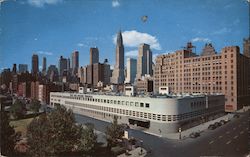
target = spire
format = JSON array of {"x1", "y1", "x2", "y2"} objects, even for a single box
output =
[{"x1": 116, "y1": 30, "x2": 123, "y2": 46}]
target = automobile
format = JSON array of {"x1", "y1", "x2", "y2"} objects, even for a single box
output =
[
  {"x1": 189, "y1": 132, "x2": 200, "y2": 138},
  {"x1": 219, "y1": 120, "x2": 227, "y2": 125},
  {"x1": 208, "y1": 124, "x2": 216, "y2": 130},
  {"x1": 233, "y1": 114, "x2": 240, "y2": 118},
  {"x1": 214, "y1": 122, "x2": 222, "y2": 127}
]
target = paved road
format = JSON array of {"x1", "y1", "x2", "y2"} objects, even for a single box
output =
[{"x1": 75, "y1": 110, "x2": 249, "y2": 157}]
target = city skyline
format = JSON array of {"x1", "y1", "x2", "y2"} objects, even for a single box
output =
[{"x1": 0, "y1": 0, "x2": 249, "y2": 71}]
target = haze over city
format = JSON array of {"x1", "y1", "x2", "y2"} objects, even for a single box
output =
[{"x1": 0, "y1": 0, "x2": 249, "y2": 71}]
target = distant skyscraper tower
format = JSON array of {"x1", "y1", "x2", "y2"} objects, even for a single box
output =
[
  {"x1": 67, "y1": 58, "x2": 70, "y2": 76},
  {"x1": 71, "y1": 51, "x2": 79, "y2": 75},
  {"x1": 90, "y1": 47, "x2": 99, "y2": 64},
  {"x1": 12, "y1": 64, "x2": 17, "y2": 74},
  {"x1": 243, "y1": 37, "x2": 250, "y2": 58},
  {"x1": 32, "y1": 54, "x2": 39, "y2": 75},
  {"x1": 18, "y1": 64, "x2": 28, "y2": 73},
  {"x1": 125, "y1": 58, "x2": 137, "y2": 84},
  {"x1": 111, "y1": 30, "x2": 125, "y2": 84},
  {"x1": 42, "y1": 57, "x2": 47, "y2": 75},
  {"x1": 58, "y1": 56, "x2": 68, "y2": 77},
  {"x1": 136, "y1": 43, "x2": 152, "y2": 79}
]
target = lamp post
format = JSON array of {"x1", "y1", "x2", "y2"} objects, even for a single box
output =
[{"x1": 179, "y1": 127, "x2": 182, "y2": 140}]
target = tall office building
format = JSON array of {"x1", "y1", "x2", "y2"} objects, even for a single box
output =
[
  {"x1": 136, "y1": 43, "x2": 153, "y2": 79},
  {"x1": 111, "y1": 30, "x2": 125, "y2": 84},
  {"x1": 90, "y1": 47, "x2": 99, "y2": 64},
  {"x1": 18, "y1": 64, "x2": 28, "y2": 73},
  {"x1": 32, "y1": 54, "x2": 39, "y2": 75},
  {"x1": 243, "y1": 37, "x2": 250, "y2": 58},
  {"x1": 12, "y1": 64, "x2": 17, "y2": 74},
  {"x1": 71, "y1": 51, "x2": 79, "y2": 75},
  {"x1": 103, "y1": 59, "x2": 111, "y2": 85},
  {"x1": 125, "y1": 58, "x2": 137, "y2": 84},
  {"x1": 47, "y1": 65, "x2": 59, "y2": 82},
  {"x1": 154, "y1": 43, "x2": 250, "y2": 112},
  {"x1": 42, "y1": 57, "x2": 47, "y2": 75},
  {"x1": 67, "y1": 58, "x2": 71, "y2": 76},
  {"x1": 58, "y1": 56, "x2": 68, "y2": 77}
]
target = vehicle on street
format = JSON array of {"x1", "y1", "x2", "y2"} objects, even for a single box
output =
[
  {"x1": 219, "y1": 120, "x2": 227, "y2": 125},
  {"x1": 208, "y1": 124, "x2": 216, "y2": 130},
  {"x1": 233, "y1": 114, "x2": 240, "y2": 118},
  {"x1": 214, "y1": 122, "x2": 221, "y2": 127},
  {"x1": 189, "y1": 132, "x2": 200, "y2": 138}
]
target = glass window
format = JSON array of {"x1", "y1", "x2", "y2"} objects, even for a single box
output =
[
  {"x1": 140, "y1": 103, "x2": 144, "y2": 107},
  {"x1": 145, "y1": 103, "x2": 150, "y2": 108}
]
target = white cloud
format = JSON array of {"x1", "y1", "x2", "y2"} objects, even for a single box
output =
[
  {"x1": 77, "y1": 43, "x2": 85, "y2": 47},
  {"x1": 191, "y1": 37, "x2": 211, "y2": 43},
  {"x1": 113, "y1": 30, "x2": 161, "y2": 50},
  {"x1": 112, "y1": 0, "x2": 120, "y2": 7},
  {"x1": 212, "y1": 27, "x2": 231, "y2": 35},
  {"x1": 27, "y1": 0, "x2": 62, "y2": 7},
  {"x1": 247, "y1": 0, "x2": 250, "y2": 3},
  {"x1": 125, "y1": 50, "x2": 138, "y2": 58},
  {"x1": 153, "y1": 53, "x2": 160, "y2": 63},
  {"x1": 37, "y1": 51, "x2": 53, "y2": 56}
]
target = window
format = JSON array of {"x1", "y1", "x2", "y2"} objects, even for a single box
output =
[
  {"x1": 140, "y1": 103, "x2": 144, "y2": 107},
  {"x1": 145, "y1": 103, "x2": 150, "y2": 108}
]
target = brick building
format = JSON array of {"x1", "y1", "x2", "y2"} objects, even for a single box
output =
[{"x1": 154, "y1": 43, "x2": 250, "y2": 112}]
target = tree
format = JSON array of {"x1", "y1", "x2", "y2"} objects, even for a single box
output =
[
  {"x1": 77, "y1": 123, "x2": 97, "y2": 153},
  {"x1": 27, "y1": 105, "x2": 97, "y2": 156},
  {"x1": 105, "y1": 116, "x2": 124, "y2": 149},
  {"x1": 30, "y1": 99, "x2": 41, "y2": 112},
  {"x1": 0, "y1": 111, "x2": 19, "y2": 156},
  {"x1": 10, "y1": 99, "x2": 25, "y2": 119}
]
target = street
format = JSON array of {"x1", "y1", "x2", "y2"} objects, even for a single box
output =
[{"x1": 75, "y1": 110, "x2": 249, "y2": 157}]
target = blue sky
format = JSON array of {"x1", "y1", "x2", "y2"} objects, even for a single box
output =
[{"x1": 0, "y1": 0, "x2": 249, "y2": 71}]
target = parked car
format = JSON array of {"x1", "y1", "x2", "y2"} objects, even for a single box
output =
[
  {"x1": 208, "y1": 124, "x2": 216, "y2": 130},
  {"x1": 214, "y1": 122, "x2": 221, "y2": 127},
  {"x1": 189, "y1": 132, "x2": 200, "y2": 138},
  {"x1": 233, "y1": 114, "x2": 240, "y2": 118},
  {"x1": 220, "y1": 120, "x2": 227, "y2": 125}
]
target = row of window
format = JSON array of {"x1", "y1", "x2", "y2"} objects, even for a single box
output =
[
  {"x1": 51, "y1": 94, "x2": 150, "y2": 108},
  {"x1": 56, "y1": 101, "x2": 223, "y2": 122}
]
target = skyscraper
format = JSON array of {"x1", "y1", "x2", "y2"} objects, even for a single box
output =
[
  {"x1": 136, "y1": 43, "x2": 153, "y2": 79},
  {"x1": 18, "y1": 64, "x2": 28, "y2": 73},
  {"x1": 111, "y1": 30, "x2": 125, "y2": 84},
  {"x1": 243, "y1": 37, "x2": 250, "y2": 58},
  {"x1": 42, "y1": 57, "x2": 47, "y2": 75},
  {"x1": 71, "y1": 51, "x2": 79, "y2": 75},
  {"x1": 67, "y1": 58, "x2": 71, "y2": 76},
  {"x1": 125, "y1": 58, "x2": 137, "y2": 84},
  {"x1": 58, "y1": 56, "x2": 68, "y2": 78},
  {"x1": 90, "y1": 47, "x2": 99, "y2": 64},
  {"x1": 32, "y1": 54, "x2": 39, "y2": 75},
  {"x1": 12, "y1": 64, "x2": 17, "y2": 74}
]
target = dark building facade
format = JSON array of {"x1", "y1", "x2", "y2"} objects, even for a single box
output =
[{"x1": 32, "y1": 54, "x2": 39, "y2": 75}]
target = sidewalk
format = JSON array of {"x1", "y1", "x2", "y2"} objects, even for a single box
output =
[
  {"x1": 118, "y1": 147, "x2": 147, "y2": 157},
  {"x1": 164, "y1": 113, "x2": 234, "y2": 140}
]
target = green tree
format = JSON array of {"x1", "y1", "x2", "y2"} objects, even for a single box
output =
[
  {"x1": 30, "y1": 99, "x2": 41, "y2": 112},
  {"x1": 0, "y1": 111, "x2": 19, "y2": 156},
  {"x1": 105, "y1": 116, "x2": 124, "y2": 149},
  {"x1": 77, "y1": 123, "x2": 97, "y2": 153},
  {"x1": 27, "y1": 105, "x2": 97, "y2": 156},
  {"x1": 10, "y1": 99, "x2": 25, "y2": 119}
]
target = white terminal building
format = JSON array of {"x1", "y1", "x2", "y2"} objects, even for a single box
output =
[{"x1": 50, "y1": 87, "x2": 225, "y2": 136}]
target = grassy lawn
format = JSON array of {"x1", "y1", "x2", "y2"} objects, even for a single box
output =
[{"x1": 10, "y1": 117, "x2": 34, "y2": 137}]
